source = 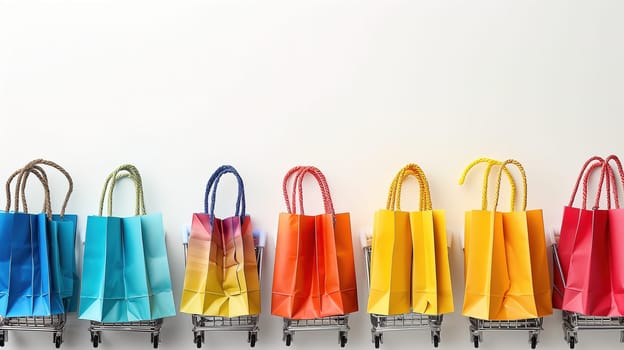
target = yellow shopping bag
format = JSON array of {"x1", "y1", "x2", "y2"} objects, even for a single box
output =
[
  {"x1": 461, "y1": 158, "x2": 552, "y2": 320},
  {"x1": 367, "y1": 166, "x2": 415, "y2": 315},
  {"x1": 401, "y1": 165, "x2": 454, "y2": 315},
  {"x1": 367, "y1": 164, "x2": 453, "y2": 315}
]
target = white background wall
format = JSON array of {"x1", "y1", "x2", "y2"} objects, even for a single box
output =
[{"x1": 2, "y1": 0, "x2": 624, "y2": 349}]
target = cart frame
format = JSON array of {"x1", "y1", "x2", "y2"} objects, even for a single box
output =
[
  {"x1": 89, "y1": 318, "x2": 163, "y2": 349},
  {"x1": 363, "y1": 245, "x2": 443, "y2": 348},
  {"x1": 0, "y1": 314, "x2": 66, "y2": 348}
]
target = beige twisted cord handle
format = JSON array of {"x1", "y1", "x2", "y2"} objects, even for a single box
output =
[
  {"x1": 99, "y1": 164, "x2": 146, "y2": 216},
  {"x1": 18, "y1": 166, "x2": 51, "y2": 215},
  {"x1": 5, "y1": 166, "x2": 52, "y2": 219},
  {"x1": 5, "y1": 165, "x2": 48, "y2": 213},
  {"x1": 14, "y1": 159, "x2": 73, "y2": 218},
  {"x1": 386, "y1": 164, "x2": 431, "y2": 211}
]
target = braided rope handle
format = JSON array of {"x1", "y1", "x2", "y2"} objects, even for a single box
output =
[
  {"x1": 5, "y1": 166, "x2": 52, "y2": 219},
  {"x1": 18, "y1": 159, "x2": 73, "y2": 217},
  {"x1": 204, "y1": 165, "x2": 244, "y2": 217},
  {"x1": 293, "y1": 166, "x2": 334, "y2": 215},
  {"x1": 606, "y1": 154, "x2": 624, "y2": 208},
  {"x1": 17, "y1": 166, "x2": 50, "y2": 215},
  {"x1": 387, "y1": 168, "x2": 427, "y2": 211},
  {"x1": 206, "y1": 165, "x2": 246, "y2": 227},
  {"x1": 459, "y1": 158, "x2": 517, "y2": 210},
  {"x1": 282, "y1": 166, "x2": 334, "y2": 215},
  {"x1": 567, "y1": 156, "x2": 605, "y2": 207},
  {"x1": 5, "y1": 165, "x2": 48, "y2": 212},
  {"x1": 582, "y1": 159, "x2": 616, "y2": 210},
  {"x1": 492, "y1": 159, "x2": 528, "y2": 211},
  {"x1": 99, "y1": 164, "x2": 146, "y2": 216},
  {"x1": 282, "y1": 166, "x2": 308, "y2": 214},
  {"x1": 386, "y1": 164, "x2": 432, "y2": 211}
]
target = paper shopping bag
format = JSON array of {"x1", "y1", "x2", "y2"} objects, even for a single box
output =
[
  {"x1": 79, "y1": 165, "x2": 175, "y2": 322},
  {"x1": 561, "y1": 157, "x2": 614, "y2": 315},
  {"x1": 180, "y1": 165, "x2": 260, "y2": 317},
  {"x1": 272, "y1": 166, "x2": 358, "y2": 319},
  {"x1": 0, "y1": 165, "x2": 64, "y2": 317}
]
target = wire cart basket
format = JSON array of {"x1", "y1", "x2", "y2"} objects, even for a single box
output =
[
  {"x1": 469, "y1": 316, "x2": 543, "y2": 349},
  {"x1": 363, "y1": 245, "x2": 443, "y2": 349},
  {"x1": 282, "y1": 315, "x2": 350, "y2": 347},
  {"x1": 0, "y1": 314, "x2": 66, "y2": 348},
  {"x1": 552, "y1": 243, "x2": 624, "y2": 349},
  {"x1": 89, "y1": 318, "x2": 163, "y2": 349},
  {"x1": 182, "y1": 227, "x2": 266, "y2": 348}
]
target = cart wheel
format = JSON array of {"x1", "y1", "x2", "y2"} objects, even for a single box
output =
[
  {"x1": 374, "y1": 334, "x2": 381, "y2": 349},
  {"x1": 285, "y1": 334, "x2": 292, "y2": 346},
  {"x1": 339, "y1": 332, "x2": 348, "y2": 348},
  {"x1": 54, "y1": 333, "x2": 62, "y2": 348},
  {"x1": 568, "y1": 336, "x2": 576, "y2": 349},
  {"x1": 152, "y1": 334, "x2": 159, "y2": 349},
  {"x1": 433, "y1": 333, "x2": 440, "y2": 348},
  {"x1": 0, "y1": 332, "x2": 5, "y2": 347},
  {"x1": 530, "y1": 335, "x2": 537, "y2": 349},
  {"x1": 472, "y1": 335, "x2": 479, "y2": 348},
  {"x1": 249, "y1": 332, "x2": 257, "y2": 348},
  {"x1": 194, "y1": 333, "x2": 202, "y2": 348},
  {"x1": 92, "y1": 333, "x2": 99, "y2": 348}
]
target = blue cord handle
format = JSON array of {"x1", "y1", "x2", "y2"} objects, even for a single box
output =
[{"x1": 203, "y1": 165, "x2": 245, "y2": 227}]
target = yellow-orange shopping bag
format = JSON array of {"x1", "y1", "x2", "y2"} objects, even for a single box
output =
[{"x1": 461, "y1": 158, "x2": 552, "y2": 320}]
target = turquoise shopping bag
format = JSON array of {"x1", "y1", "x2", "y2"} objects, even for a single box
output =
[{"x1": 79, "y1": 165, "x2": 175, "y2": 322}]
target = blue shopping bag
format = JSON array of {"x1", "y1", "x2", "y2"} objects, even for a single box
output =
[
  {"x1": 16, "y1": 159, "x2": 80, "y2": 312},
  {"x1": 0, "y1": 166, "x2": 64, "y2": 317},
  {"x1": 79, "y1": 165, "x2": 175, "y2": 322}
]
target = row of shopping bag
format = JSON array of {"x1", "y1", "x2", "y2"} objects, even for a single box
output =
[
  {"x1": 368, "y1": 155, "x2": 624, "y2": 320},
  {"x1": 2, "y1": 156, "x2": 623, "y2": 322}
]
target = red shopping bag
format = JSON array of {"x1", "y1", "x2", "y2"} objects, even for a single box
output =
[
  {"x1": 554, "y1": 157, "x2": 601, "y2": 309},
  {"x1": 606, "y1": 155, "x2": 624, "y2": 314},
  {"x1": 561, "y1": 157, "x2": 615, "y2": 315}
]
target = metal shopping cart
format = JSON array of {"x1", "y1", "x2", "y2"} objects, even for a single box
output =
[
  {"x1": 468, "y1": 316, "x2": 542, "y2": 349},
  {"x1": 552, "y1": 243, "x2": 624, "y2": 349},
  {"x1": 362, "y1": 244, "x2": 442, "y2": 349},
  {"x1": 182, "y1": 227, "x2": 265, "y2": 348},
  {"x1": 89, "y1": 318, "x2": 163, "y2": 348},
  {"x1": 282, "y1": 316, "x2": 350, "y2": 347},
  {"x1": 0, "y1": 314, "x2": 66, "y2": 348}
]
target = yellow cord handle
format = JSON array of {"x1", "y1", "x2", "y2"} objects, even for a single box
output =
[
  {"x1": 386, "y1": 163, "x2": 432, "y2": 211},
  {"x1": 493, "y1": 159, "x2": 527, "y2": 211},
  {"x1": 459, "y1": 158, "x2": 517, "y2": 211}
]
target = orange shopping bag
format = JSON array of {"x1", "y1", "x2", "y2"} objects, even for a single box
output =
[{"x1": 271, "y1": 166, "x2": 358, "y2": 319}]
